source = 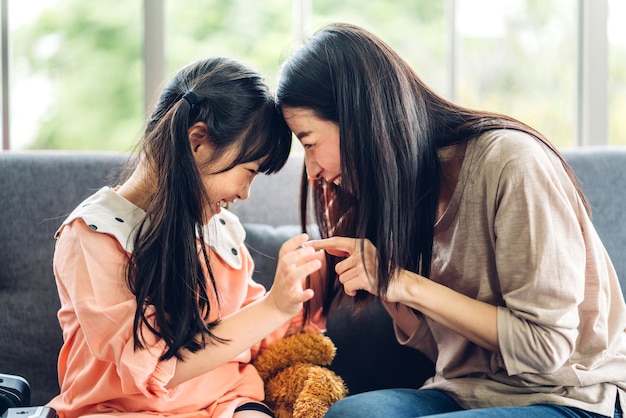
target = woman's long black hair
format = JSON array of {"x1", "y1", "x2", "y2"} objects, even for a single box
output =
[
  {"x1": 277, "y1": 23, "x2": 588, "y2": 313},
  {"x1": 127, "y1": 57, "x2": 291, "y2": 360}
]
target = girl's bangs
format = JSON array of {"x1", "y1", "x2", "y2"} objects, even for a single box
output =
[{"x1": 233, "y1": 104, "x2": 292, "y2": 174}]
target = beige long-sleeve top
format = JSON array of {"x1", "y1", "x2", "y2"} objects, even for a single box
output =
[{"x1": 385, "y1": 130, "x2": 626, "y2": 417}]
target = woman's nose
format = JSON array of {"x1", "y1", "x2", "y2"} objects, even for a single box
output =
[{"x1": 305, "y1": 158, "x2": 322, "y2": 181}]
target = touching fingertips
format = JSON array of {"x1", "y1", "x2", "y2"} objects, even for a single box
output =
[{"x1": 301, "y1": 245, "x2": 315, "y2": 255}]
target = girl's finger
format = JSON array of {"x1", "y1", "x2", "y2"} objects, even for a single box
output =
[
  {"x1": 280, "y1": 233, "x2": 310, "y2": 255},
  {"x1": 280, "y1": 246, "x2": 318, "y2": 269},
  {"x1": 296, "y1": 258, "x2": 322, "y2": 278}
]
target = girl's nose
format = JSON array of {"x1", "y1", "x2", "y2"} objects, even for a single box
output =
[{"x1": 238, "y1": 181, "x2": 252, "y2": 201}]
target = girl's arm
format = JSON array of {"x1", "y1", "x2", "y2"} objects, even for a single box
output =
[{"x1": 167, "y1": 234, "x2": 323, "y2": 388}]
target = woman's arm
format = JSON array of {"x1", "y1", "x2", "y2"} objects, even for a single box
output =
[
  {"x1": 392, "y1": 269, "x2": 498, "y2": 352},
  {"x1": 308, "y1": 237, "x2": 498, "y2": 353}
]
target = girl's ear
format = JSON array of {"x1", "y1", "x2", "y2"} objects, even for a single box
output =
[{"x1": 188, "y1": 121, "x2": 211, "y2": 154}]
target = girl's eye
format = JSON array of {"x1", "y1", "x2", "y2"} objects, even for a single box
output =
[{"x1": 302, "y1": 143, "x2": 313, "y2": 149}]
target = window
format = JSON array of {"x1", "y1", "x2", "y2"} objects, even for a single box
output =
[
  {"x1": 310, "y1": 0, "x2": 448, "y2": 93},
  {"x1": 456, "y1": 0, "x2": 577, "y2": 148},
  {"x1": 164, "y1": 0, "x2": 292, "y2": 89},
  {"x1": 608, "y1": 0, "x2": 626, "y2": 146},
  {"x1": 1, "y1": 0, "x2": 618, "y2": 150},
  {"x1": 8, "y1": 0, "x2": 143, "y2": 150}
]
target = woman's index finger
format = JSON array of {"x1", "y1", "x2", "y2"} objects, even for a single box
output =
[{"x1": 305, "y1": 237, "x2": 354, "y2": 256}]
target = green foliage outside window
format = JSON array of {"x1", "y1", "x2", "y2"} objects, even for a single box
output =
[
  {"x1": 14, "y1": 1, "x2": 143, "y2": 150},
  {"x1": 10, "y1": 0, "x2": 626, "y2": 150}
]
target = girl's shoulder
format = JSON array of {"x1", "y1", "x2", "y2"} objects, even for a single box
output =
[
  {"x1": 200, "y1": 208, "x2": 247, "y2": 270},
  {"x1": 55, "y1": 187, "x2": 146, "y2": 252}
]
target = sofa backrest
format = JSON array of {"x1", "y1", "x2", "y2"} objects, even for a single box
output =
[
  {"x1": 0, "y1": 151, "x2": 305, "y2": 405},
  {"x1": 0, "y1": 147, "x2": 624, "y2": 405},
  {"x1": 560, "y1": 147, "x2": 626, "y2": 286},
  {"x1": 0, "y1": 152, "x2": 129, "y2": 405}
]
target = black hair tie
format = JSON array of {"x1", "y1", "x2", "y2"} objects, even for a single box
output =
[{"x1": 182, "y1": 91, "x2": 199, "y2": 109}]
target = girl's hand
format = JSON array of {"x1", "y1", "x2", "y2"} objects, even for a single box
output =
[
  {"x1": 267, "y1": 234, "x2": 324, "y2": 317},
  {"x1": 307, "y1": 236, "x2": 379, "y2": 297}
]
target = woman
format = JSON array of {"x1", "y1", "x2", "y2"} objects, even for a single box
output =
[{"x1": 277, "y1": 23, "x2": 625, "y2": 418}]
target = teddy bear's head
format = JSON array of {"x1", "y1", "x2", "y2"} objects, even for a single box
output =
[{"x1": 253, "y1": 332, "x2": 348, "y2": 418}]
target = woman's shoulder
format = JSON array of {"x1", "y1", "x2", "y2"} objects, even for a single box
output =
[
  {"x1": 477, "y1": 129, "x2": 547, "y2": 157},
  {"x1": 466, "y1": 129, "x2": 574, "y2": 201},
  {"x1": 471, "y1": 129, "x2": 558, "y2": 172}
]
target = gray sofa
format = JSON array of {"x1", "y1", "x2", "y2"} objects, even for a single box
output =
[{"x1": 1, "y1": 148, "x2": 625, "y2": 407}]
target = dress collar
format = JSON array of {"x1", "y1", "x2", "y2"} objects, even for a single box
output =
[{"x1": 58, "y1": 187, "x2": 245, "y2": 269}]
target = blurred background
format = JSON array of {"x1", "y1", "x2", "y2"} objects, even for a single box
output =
[{"x1": 1, "y1": 0, "x2": 624, "y2": 151}]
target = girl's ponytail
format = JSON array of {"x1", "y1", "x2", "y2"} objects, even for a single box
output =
[{"x1": 126, "y1": 57, "x2": 291, "y2": 360}]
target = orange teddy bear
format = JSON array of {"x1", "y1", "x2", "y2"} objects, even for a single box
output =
[{"x1": 253, "y1": 332, "x2": 348, "y2": 418}]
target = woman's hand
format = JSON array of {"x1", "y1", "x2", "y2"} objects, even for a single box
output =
[
  {"x1": 306, "y1": 236, "x2": 406, "y2": 302},
  {"x1": 306, "y1": 236, "x2": 499, "y2": 353},
  {"x1": 306, "y1": 236, "x2": 380, "y2": 297},
  {"x1": 307, "y1": 236, "x2": 499, "y2": 353},
  {"x1": 267, "y1": 233, "x2": 324, "y2": 317}
]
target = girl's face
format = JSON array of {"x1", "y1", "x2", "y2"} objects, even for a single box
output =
[
  {"x1": 200, "y1": 152, "x2": 261, "y2": 216},
  {"x1": 282, "y1": 106, "x2": 342, "y2": 185},
  {"x1": 188, "y1": 122, "x2": 261, "y2": 216}
]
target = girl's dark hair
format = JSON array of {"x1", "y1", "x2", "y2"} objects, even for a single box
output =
[
  {"x1": 277, "y1": 23, "x2": 588, "y2": 313},
  {"x1": 128, "y1": 57, "x2": 291, "y2": 360}
]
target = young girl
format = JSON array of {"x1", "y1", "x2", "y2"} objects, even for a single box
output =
[
  {"x1": 47, "y1": 57, "x2": 324, "y2": 418},
  {"x1": 277, "y1": 23, "x2": 625, "y2": 418}
]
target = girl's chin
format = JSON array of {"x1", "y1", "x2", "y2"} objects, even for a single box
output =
[
  {"x1": 212, "y1": 200, "x2": 230, "y2": 215},
  {"x1": 205, "y1": 202, "x2": 222, "y2": 217}
]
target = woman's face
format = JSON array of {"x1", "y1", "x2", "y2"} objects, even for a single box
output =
[{"x1": 282, "y1": 106, "x2": 342, "y2": 185}]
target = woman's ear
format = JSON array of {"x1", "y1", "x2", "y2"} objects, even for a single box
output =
[{"x1": 188, "y1": 121, "x2": 210, "y2": 154}]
